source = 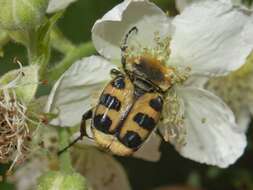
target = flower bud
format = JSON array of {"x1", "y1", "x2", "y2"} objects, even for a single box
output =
[
  {"x1": 0, "y1": 0, "x2": 49, "y2": 30},
  {"x1": 37, "y1": 171, "x2": 87, "y2": 190}
]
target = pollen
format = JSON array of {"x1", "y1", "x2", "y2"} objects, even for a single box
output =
[
  {"x1": 124, "y1": 31, "x2": 190, "y2": 89},
  {"x1": 160, "y1": 90, "x2": 186, "y2": 148},
  {"x1": 124, "y1": 31, "x2": 171, "y2": 64}
]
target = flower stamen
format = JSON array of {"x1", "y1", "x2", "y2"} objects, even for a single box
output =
[{"x1": 0, "y1": 89, "x2": 30, "y2": 171}]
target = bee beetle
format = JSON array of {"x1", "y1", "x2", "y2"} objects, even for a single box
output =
[{"x1": 59, "y1": 27, "x2": 174, "y2": 156}]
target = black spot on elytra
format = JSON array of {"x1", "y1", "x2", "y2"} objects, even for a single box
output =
[
  {"x1": 111, "y1": 77, "x2": 125, "y2": 89},
  {"x1": 133, "y1": 113, "x2": 156, "y2": 131},
  {"x1": 93, "y1": 114, "x2": 112, "y2": 133},
  {"x1": 149, "y1": 96, "x2": 163, "y2": 112},
  {"x1": 121, "y1": 131, "x2": 142, "y2": 148},
  {"x1": 99, "y1": 94, "x2": 121, "y2": 111}
]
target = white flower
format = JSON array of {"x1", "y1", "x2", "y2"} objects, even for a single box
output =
[
  {"x1": 176, "y1": 0, "x2": 253, "y2": 12},
  {"x1": 47, "y1": 0, "x2": 78, "y2": 13},
  {"x1": 72, "y1": 147, "x2": 131, "y2": 190},
  {"x1": 206, "y1": 52, "x2": 253, "y2": 132},
  {"x1": 175, "y1": 0, "x2": 253, "y2": 131},
  {"x1": 46, "y1": 0, "x2": 253, "y2": 168},
  {"x1": 12, "y1": 158, "x2": 49, "y2": 190},
  {"x1": 11, "y1": 147, "x2": 131, "y2": 190},
  {"x1": 176, "y1": 0, "x2": 196, "y2": 12}
]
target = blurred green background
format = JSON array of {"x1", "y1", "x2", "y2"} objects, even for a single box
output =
[{"x1": 0, "y1": 1, "x2": 253, "y2": 190}]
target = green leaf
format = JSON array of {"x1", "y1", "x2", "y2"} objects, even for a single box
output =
[
  {"x1": 0, "y1": 0, "x2": 49, "y2": 31},
  {"x1": 34, "y1": 11, "x2": 64, "y2": 73}
]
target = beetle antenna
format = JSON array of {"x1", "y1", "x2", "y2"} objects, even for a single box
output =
[
  {"x1": 121, "y1": 26, "x2": 138, "y2": 75},
  {"x1": 121, "y1": 26, "x2": 138, "y2": 51}
]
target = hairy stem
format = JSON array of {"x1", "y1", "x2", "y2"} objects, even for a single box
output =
[
  {"x1": 27, "y1": 29, "x2": 38, "y2": 64},
  {"x1": 59, "y1": 128, "x2": 74, "y2": 174},
  {"x1": 51, "y1": 27, "x2": 75, "y2": 54}
]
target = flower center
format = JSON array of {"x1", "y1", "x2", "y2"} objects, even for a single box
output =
[
  {"x1": 159, "y1": 89, "x2": 186, "y2": 148},
  {"x1": 123, "y1": 31, "x2": 190, "y2": 91},
  {"x1": 122, "y1": 31, "x2": 190, "y2": 146}
]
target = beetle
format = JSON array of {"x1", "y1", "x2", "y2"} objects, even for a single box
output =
[{"x1": 58, "y1": 26, "x2": 174, "y2": 156}]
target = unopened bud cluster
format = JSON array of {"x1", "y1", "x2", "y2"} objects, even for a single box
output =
[
  {"x1": 37, "y1": 171, "x2": 87, "y2": 190},
  {"x1": 0, "y1": 0, "x2": 49, "y2": 30}
]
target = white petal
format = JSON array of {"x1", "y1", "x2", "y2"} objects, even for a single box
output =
[
  {"x1": 47, "y1": 0, "x2": 77, "y2": 13},
  {"x1": 248, "y1": 102, "x2": 253, "y2": 120},
  {"x1": 92, "y1": 0, "x2": 171, "y2": 60},
  {"x1": 12, "y1": 158, "x2": 48, "y2": 190},
  {"x1": 175, "y1": 87, "x2": 246, "y2": 168},
  {"x1": 170, "y1": 0, "x2": 253, "y2": 76},
  {"x1": 183, "y1": 75, "x2": 209, "y2": 88},
  {"x1": 45, "y1": 56, "x2": 114, "y2": 127},
  {"x1": 236, "y1": 109, "x2": 251, "y2": 132},
  {"x1": 176, "y1": 0, "x2": 197, "y2": 12},
  {"x1": 242, "y1": 15, "x2": 253, "y2": 45},
  {"x1": 72, "y1": 147, "x2": 131, "y2": 190},
  {"x1": 133, "y1": 132, "x2": 161, "y2": 162},
  {"x1": 176, "y1": 0, "x2": 253, "y2": 13}
]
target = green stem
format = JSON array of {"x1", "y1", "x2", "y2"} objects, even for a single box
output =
[
  {"x1": 47, "y1": 41, "x2": 95, "y2": 81},
  {"x1": 27, "y1": 29, "x2": 39, "y2": 64},
  {"x1": 59, "y1": 128, "x2": 74, "y2": 174},
  {"x1": 51, "y1": 27, "x2": 75, "y2": 54},
  {"x1": 26, "y1": 29, "x2": 49, "y2": 78}
]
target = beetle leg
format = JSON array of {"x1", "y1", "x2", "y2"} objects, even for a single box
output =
[
  {"x1": 110, "y1": 68, "x2": 124, "y2": 77},
  {"x1": 155, "y1": 128, "x2": 164, "y2": 141},
  {"x1": 57, "y1": 109, "x2": 93, "y2": 155},
  {"x1": 80, "y1": 109, "x2": 93, "y2": 139}
]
